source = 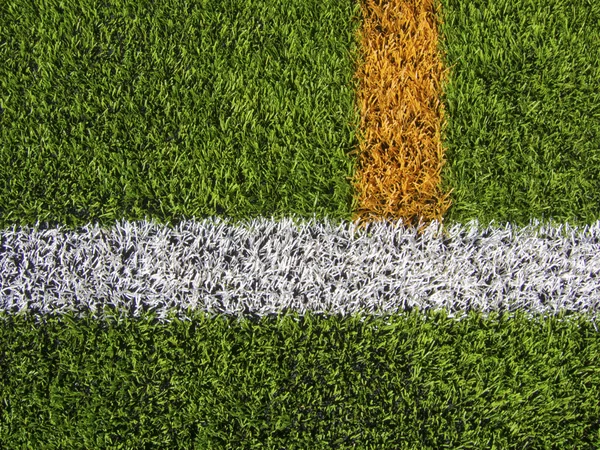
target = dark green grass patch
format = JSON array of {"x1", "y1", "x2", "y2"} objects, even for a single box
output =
[
  {"x1": 0, "y1": 0, "x2": 363, "y2": 233},
  {"x1": 435, "y1": 0, "x2": 600, "y2": 233},
  {"x1": 1, "y1": 306, "x2": 599, "y2": 449}
]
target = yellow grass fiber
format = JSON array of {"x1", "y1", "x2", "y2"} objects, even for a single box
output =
[{"x1": 347, "y1": 0, "x2": 454, "y2": 237}]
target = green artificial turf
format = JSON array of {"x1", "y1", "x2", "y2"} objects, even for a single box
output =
[
  {"x1": 436, "y1": 0, "x2": 600, "y2": 232},
  {"x1": 1, "y1": 0, "x2": 600, "y2": 447},
  {"x1": 1, "y1": 307, "x2": 599, "y2": 449},
  {"x1": 0, "y1": 0, "x2": 363, "y2": 233}
]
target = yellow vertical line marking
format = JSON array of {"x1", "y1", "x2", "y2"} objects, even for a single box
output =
[{"x1": 348, "y1": 0, "x2": 453, "y2": 236}]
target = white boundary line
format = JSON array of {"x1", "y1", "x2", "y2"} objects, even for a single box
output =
[{"x1": 1, "y1": 215, "x2": 599, "y2": 326}]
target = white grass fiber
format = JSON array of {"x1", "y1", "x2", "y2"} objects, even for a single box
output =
[{"x1": 1, "y1": 216, "x2": 599, "y2": 325}]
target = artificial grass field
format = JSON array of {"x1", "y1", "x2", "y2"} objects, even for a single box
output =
[
  {"x1": 1, "y1": 0, "x2": 600, "y2": 447},
  {"x1": 2, "y1": 307, "x2": 599, "y2": 448}
]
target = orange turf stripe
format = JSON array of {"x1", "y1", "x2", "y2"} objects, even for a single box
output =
[{"x1": 348, "y1": 0, "x2": 453, "y2": 236}]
